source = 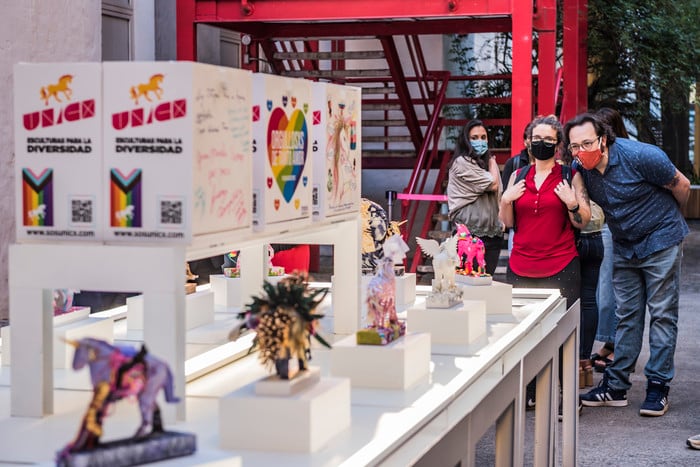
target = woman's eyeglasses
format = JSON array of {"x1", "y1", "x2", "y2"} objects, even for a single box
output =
[{"x1": 531, "y1": 136, "x2": 557, "y2": 147}]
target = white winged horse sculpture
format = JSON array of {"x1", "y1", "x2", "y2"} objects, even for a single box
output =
[{"x1": 416, "y1": 235, "x2": 460, "y2": 294}]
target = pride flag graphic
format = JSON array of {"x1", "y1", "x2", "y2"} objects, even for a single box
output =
[
  {"x1": 22, "y1": 168, "x2": 53, "y2": 226},
  {"x1": 110, "y1": 168, "x2": 142, "y2": 227}
]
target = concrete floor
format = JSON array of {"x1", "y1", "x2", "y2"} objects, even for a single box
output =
[{"x1": 472, "y1": 219, "x2": 700, "y2": 466}]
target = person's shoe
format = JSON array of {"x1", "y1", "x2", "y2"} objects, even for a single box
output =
[
  {"x1": 557, "y1": 401, "x2": 583, "y2": 422},
  {"x1": 525, "y1": 380, "x2": 536, "y2": 410},
  {"x1": 579, "y1": 376, "x2": 628, "y2": 407},
  {"x1": 686, "y1": 434, "x2": 700, "y2": 450},
  {"x1": 639, "y1": 379, "x2": 669, "y2": 416}
]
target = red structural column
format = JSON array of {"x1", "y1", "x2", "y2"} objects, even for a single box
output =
[
  {"x1": 535, "y1": 0, "x2": 557, "y2": 116},
  {"x1": 561, "y1": 0, "x2": 588, "y2": 122},
  {"x1": 511, "y1": 0, "x2": 534, "y2": 150},
  {"x1": 176, "y1": 0, "x2": 197, "y2": 60}
]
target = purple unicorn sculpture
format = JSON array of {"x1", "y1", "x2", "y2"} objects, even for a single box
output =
[{"x1": 59, "y1": 338, "x2": 180, "y2": 456}]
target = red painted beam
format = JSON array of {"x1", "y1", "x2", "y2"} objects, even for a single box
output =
[
  {"x1": 561, "y1": 0, "x2": 588, "y2": 122},
  {"x1": 197, "y1": 0, "x2": 512, "y2": 22},
  {"x1": 176, "y1": 0, "x2": 197, "y2": 60},
  {"x1": 195, "y1": 18, "x2": 512, "y2": 39},
  {"x1": 510, "y1": 0, "x2": 533, "y2": 151},
  {"x1": 536, "y1": 0, "x2": 556, "y2": 116}
]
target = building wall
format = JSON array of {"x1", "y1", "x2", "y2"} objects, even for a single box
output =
[{"x1": 0, "y1": 1, "x2": 101, "y2": 321}]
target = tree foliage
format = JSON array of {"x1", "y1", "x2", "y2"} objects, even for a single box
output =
[{"x1": 586, "y1": 0, "x2": 700, "y2": 172}]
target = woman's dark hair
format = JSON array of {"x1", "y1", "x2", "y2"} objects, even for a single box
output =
[
  {"x1": 595, "y1": 107, "x2": 629, "y2": 138},
  {"x1": 449, "y1": 119, "x2": 490, "y2": 170},
  {"x1": 563, "y1": 112, "x2": 617, "y2": 152}
]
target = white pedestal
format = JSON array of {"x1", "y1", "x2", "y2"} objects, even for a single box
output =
[
  {"x1": 330, "y1": 332, "x2": 431, "y2": 389},
  {"x1": 255, "y1": 366, "x2": 321, "y2": 396},
  {"x1": 220, "y1": 376, "x2": 351, "y2": 452},
  {"x1": 396, "y1": 273, "x2": 417, "y2": 307},
  {"x1": 1, "y1": 307, "x2": 91, "y2": 367},
  {"x1": 461, "y1": 280, "x2": 513, "y2": 315},
  {"x1": 127, "y1": 290, "x2": 214, "y2": 331},
  {"x1": 210, "y1": 274, "x2": 243, "y2": 309},
  {"x1": 407, "y1": 300, "x2": 487, "y2": 355}
]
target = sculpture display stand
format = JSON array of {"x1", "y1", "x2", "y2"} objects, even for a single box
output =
[
  {"x1": 330, "y1": 332, "x2": 431, "y2": 389},
  {"x1": 1, "y1": 306, "x2": 94, "y2": 367},
  {"x1": 255, "y1": 366, "x2": 321, "y2": 396},
  {"x1": 461, "y1": 281, "x2": 514, "y2": 316},
  {"x1": 126, "y1": 289, "x2": 214, "y2": 331},
  {"x1": 219, "y1": 376, "x2": 351, "y2": 452},
  {"x1": 407, "y1": 299, "x2": 487, "y2": 356},
  {"x1": 455, "y1": 272, "x2": 493, "y2": 286},
  {"x1": 209, "y1": 274, "x2": 243, "y2": 309},
  {"x1": 424, "y1": 279, "x2": 464, "y2": 309},
  {"x1": 57, "y1": 431, "x2": 196, "y2": 467}
]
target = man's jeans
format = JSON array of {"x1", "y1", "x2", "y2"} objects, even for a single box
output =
[{"x1": 608, "y1": 243, "x2": 683, "y2": 391}]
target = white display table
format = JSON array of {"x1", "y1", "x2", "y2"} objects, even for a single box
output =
[
  {"x1": 0, "y1": 288, "x2": 579, "y2": 466},
  {"x1": 7, "y1": 214, "x2": 361, "y2": 420}
]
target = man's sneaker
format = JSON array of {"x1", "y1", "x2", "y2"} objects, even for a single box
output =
[
  {"x1": 579, "y1": 376, "x2": 628, "y2": 407},
  {"x1": 686, "y1": 434, "x2": 700, "y2": 450},
  {"x1": 639, "y1": 379, "x2": 669, "y2": 416}
]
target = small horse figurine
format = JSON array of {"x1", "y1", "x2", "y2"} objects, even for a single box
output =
[
  {"x1": 59, "y1": 338, "x2": 179, "y2": 457},
  {"x1": 455, "y1": 223, "x2": 487, "y2": 274},
  {"x1": 40, "y1": 74, "x2": 73, "y2": 105},
  {"x1": 130, "y1": 74, "x2": 165, "y2": 104}
]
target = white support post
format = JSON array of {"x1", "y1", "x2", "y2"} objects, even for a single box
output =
[
  {"x1": 239, "y1": 243, "x2": 266, "y2": 307},
  {"x1": 8, "y1": 285, "x2": 53, "y2": 417},
  {"x1": 329, "y1": 217, "x2": 360, "y2": 334},
  {"x1": 142, "y1": 245, "x2": 186, "y2": 422}
]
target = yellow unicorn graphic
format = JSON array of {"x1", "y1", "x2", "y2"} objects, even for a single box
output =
[
  {"x1": 130, "y1": 74, "x2": 165, "y2": 104},
  {"x1": 40, "y1": 75, "x2": 73, "y2": 106}
]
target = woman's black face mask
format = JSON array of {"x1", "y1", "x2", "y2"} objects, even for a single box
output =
[{"x1": 529, "y1": 140, "x2": 556, "y2": 160}]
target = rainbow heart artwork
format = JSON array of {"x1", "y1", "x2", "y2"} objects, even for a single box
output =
[{"x1": 266, "y1": 106, "x2": 308, "y2": 203}]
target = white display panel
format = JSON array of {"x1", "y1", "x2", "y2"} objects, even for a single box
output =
[
  {"x1": 251, "y1": 73, "x2": 313, "y2": 230},
  {"x1": 310, "y1": 81, "x2": 361, "y2": 221},
  {"x1": 103, "y1": 61, "x2": 253, "y2": 243},
  {"x1": 14, "y1": 62, "x2": 103, "y2": 242}
]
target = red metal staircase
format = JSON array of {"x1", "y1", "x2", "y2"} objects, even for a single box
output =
[{"x1": 176, "y1": 0, "x2": 590, "y2": 272}]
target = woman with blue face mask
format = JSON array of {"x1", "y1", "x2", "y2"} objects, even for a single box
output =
[{"x1": 446, "y1": 119, "x2": 504, "y2": 275}]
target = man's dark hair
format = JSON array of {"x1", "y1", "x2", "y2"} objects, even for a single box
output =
[{"x1": 563, "y1": 112, "x2": 617, "y2": 151}]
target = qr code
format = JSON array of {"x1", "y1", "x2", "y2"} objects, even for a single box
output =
[
  {"x1": 161, "y1": 200, "x2": 183, "y2": 225},
  {"x1": 71, "y1": 199, "x2": 93, "y2": 224}
]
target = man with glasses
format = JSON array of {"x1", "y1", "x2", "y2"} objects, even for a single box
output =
[{"x1": 564, "y1": 113, "x2": 690, "y2": 417}]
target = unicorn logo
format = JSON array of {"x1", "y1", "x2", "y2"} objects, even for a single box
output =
[
  {"x1": 130, "y1": 74, "x2": 164, "y2": 104},
  {"x1": 115, "y1": 205, "x2": 135, "y2": 222},
  {"x1": 40, "y1": 75, "x2": 73, "y2": 106},
  {"x1": 27, "y1": 204, "x2": 46, "y2": 222}
]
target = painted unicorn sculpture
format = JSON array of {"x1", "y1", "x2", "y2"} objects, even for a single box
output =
[
  {"x1": 58, "y1": 338, "x2": 179, "y2": 457},
  {"x1": 455, "y1": 224, "x2": 487, "y2": 275}
]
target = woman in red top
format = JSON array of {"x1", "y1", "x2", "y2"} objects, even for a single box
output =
[{"x1": 499, "y1": 115, "x2": 591, "y2": 307}]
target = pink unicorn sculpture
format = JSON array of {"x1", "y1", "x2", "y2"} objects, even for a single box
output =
[{"x1": 455, "y1": 224, "x2": 487, "y2": 275}]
